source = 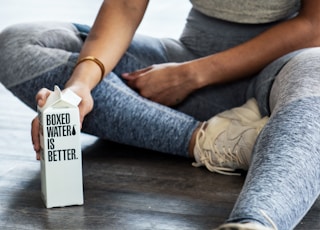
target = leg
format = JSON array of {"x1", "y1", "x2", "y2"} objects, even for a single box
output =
[
  {"x1": 0, "y1": 22, "x2": 200, "y2": 157},
  {"x1": 0, "y1": 21, "x2": 270, "y2": 164},
  {"x1": 0, "y1": 22, "x2": 83, "y2": 89},
  {"x1": 0, "y1": 22, "x2": 270, "y2": 166},
  {"x1": 73, "y1": 23, "x2": 251, "y2": 121},
  {"x1": 222, "y1": 48, "x2": 320, "y2": 230}
]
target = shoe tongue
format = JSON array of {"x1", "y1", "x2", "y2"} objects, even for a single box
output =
[{"x1": 226, "y1": 120, "x2": 251, "y2": 140}]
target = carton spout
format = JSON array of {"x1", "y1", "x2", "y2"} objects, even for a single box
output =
[
  {"x1": 39, "y1": 86, "x2": 82, "y2": 111},
  {"x1": 60, "y1": 87, "x2": 82, "y2": 106}
]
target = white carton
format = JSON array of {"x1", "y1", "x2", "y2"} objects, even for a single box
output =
[{"x1": 38, "y1": 86, "x2": 83, "y2": 208}]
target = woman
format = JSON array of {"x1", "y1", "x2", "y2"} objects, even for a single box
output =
[{"x1": 1, "y1": 0, "x2": 320, "y2": 229}]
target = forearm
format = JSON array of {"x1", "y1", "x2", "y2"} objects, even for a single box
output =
[
  {"x1": 66, "y1": 0, "x2": 148, "y2": 89},
  {"x1": 190, "y1": 5, "x2": 320, "y2": 88}
]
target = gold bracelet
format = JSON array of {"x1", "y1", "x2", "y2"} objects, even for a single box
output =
[{"x1": 74, "y1": 56, "x2": 105, "y2": 83}]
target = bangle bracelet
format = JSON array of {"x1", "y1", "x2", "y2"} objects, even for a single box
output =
[{"x1": 74, "y1": 56, "x2": 106, "y2": 83}]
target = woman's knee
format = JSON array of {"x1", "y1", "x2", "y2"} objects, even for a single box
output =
[
  {"x1": 277, "y1": 48, "x2": 320, "y2": 87},
  {"x1": 0, "y1": 22, "x2": 82, "y2": 88},
  {"x1": 289, "y1": 47, "x2": 320, "y2": 69},
  {"x1": 269, "y1": 48, "x2": 320, "y2": 112},
  {"x1": 0, "y1": 22, "x2": 83, "y2": 54}
]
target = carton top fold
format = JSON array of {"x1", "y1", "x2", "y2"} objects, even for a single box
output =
[{"x1": 40, "y1": 86, "x2": 82, "y2": 110}]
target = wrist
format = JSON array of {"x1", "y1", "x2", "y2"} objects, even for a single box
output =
[
  {"x1": 75, "y1": 56, "x2": 105, "y2": 83},
  {"x1": 67, "y1": 60, "x2": 105, "y2": 90},
  {"x1": 190, "y1": 55, "x2": 228, "y2": 88},
  {"x1": 184, "y1": 59, "x2": 214, "y2": 89}
]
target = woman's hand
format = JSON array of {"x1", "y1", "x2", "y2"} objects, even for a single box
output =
[
  {"x1": 31, "y1": 83, "x2": 93, "y2": 160},
  {"x1": 122, "y1": 62, "x2": 201, "y2": 106},
  {"x1": 31, "y1": 88, "x2": 51, "y2": 160}
]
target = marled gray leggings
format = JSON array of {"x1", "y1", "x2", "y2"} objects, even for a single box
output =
[{"x1": 0, "y1": 8, "x2": 319, "y2": 230}]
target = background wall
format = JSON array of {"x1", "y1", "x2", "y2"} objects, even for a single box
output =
[{"x1": 0, "y1": 0, "x2": 191, "y2": 38}]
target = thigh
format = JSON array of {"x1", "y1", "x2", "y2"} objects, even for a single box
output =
[
  {"x1": 74, "y1": 24, "x2": 173, "y2": 73},
  {"x1": 269, "y1": 48, "x2": 320, "y2": 113},
  {"x1": 113, "y1": 34, "x2": 170, "y2": 75},
  {"x1": 174, "y1": 78, "x2": 252, "y2": 121},
  {"x1": 247, "y1": 50, "x2": 304, "y2": 117},
  {"x1": 74, "y1": 24, "x2": 192, "y2": 78},
  {"x1": 3, "y1": 23, "x2": 166, "y2": 108},
  {"x1": 9, "y1": 54, "x2": 79, "y2": 111}
]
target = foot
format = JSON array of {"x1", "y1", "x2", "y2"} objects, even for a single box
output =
[{"x1": 192, "y1": 98, "x2": 269, "y2": 175}]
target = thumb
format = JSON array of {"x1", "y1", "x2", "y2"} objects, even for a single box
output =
[
  {"x1": 36, "y1": 88, "x2": 52, "y2": 107},
  {"x1": 77, "y1": 99, "x2": 94, "y2": 129}
]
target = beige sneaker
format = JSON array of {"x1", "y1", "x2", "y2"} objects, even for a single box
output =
[
  {"x1": 192, "y1": 98, "x2": 269, "y2": 175},
  {"x1": 215, "y1": 222, "x2": 275, "y2": 230}
]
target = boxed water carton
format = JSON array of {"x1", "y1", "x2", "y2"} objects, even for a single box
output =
[{"x1": 38, "y1": 85, "x2": 83, "y2": 208}]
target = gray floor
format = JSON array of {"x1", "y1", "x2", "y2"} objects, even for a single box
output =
[
  {"x1": 0, "y1": 84, "x2": 246, "y2": 230},
  {"x1": 1, "y1": 1, "x2": 320, "y2": 229}
]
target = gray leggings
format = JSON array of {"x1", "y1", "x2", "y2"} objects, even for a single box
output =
[{"x1": 1, "y1": 8, "x2": 320, "y2": 229}]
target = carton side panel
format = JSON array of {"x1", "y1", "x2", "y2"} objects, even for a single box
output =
[{"x1": 40, "y1": 106, "x2": 83, "y2": 208}]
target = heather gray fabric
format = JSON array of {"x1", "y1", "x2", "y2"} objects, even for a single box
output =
[
  {"x1": 1, "y1": 2, "x2": 320, "y2": 229},
  {"x1": 190, "y1": 0, "x2": 300, "y2": 23},
  {"x1": 227, "y1": 48, "x2": 320, "y2": 230},
  {"x1": 0, "y1": 22, "x2": 81, "y2": 88}
]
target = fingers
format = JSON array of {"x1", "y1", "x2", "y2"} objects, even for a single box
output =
[
  {"x1": 77, "y1": 96, "x2": 94, "y2": 129},
  {"x1": 33, "y1": 88, "x2": 51, "y2": 160},
  {"x1": 35, "y1": 88, "x2": 52, "y2": 107},
  {"x1": 122, "y1": 66, "x2": 152, "y2": 80},
  {"x1": 31, "y1": 116, "x2": 41, "y2": 160},
  {"x1": 78, "y1": 103, "x2": 86, "y2": 128}
]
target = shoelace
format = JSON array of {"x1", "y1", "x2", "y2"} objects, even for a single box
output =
[
  {"x1": 193, "y1": 150, "x2": 242, "y2": 176},
  {"x1": 192, "y1": 123, "x2": 245, "y2": 176}
]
